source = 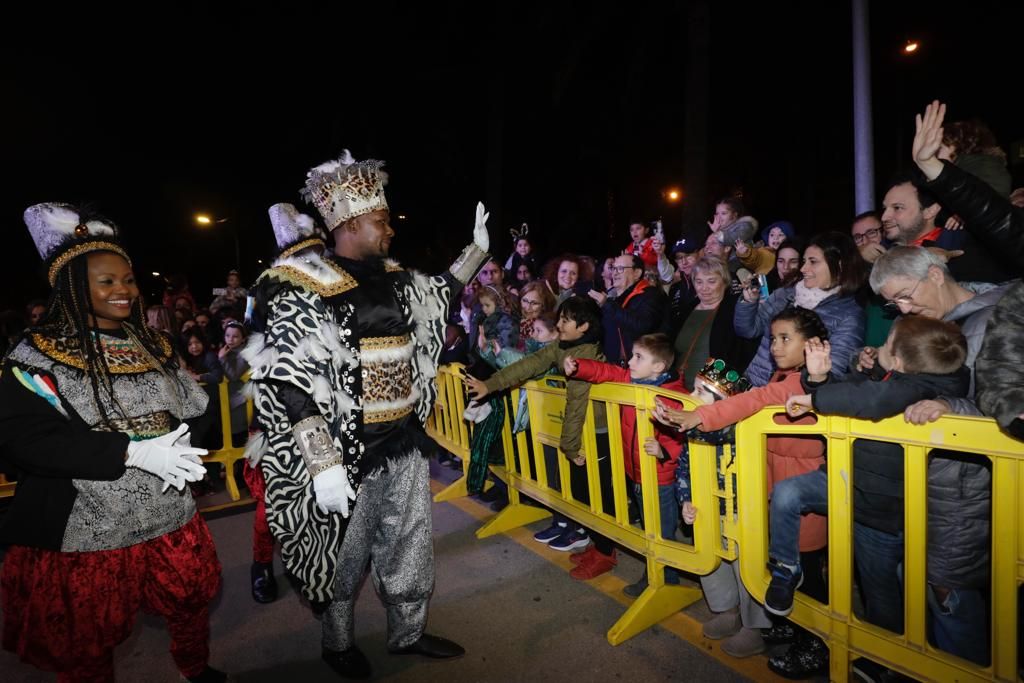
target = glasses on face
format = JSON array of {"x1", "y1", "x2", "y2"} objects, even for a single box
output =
[
  {"x1": 852, "y1": 227, "x2": 882, "y2": 245},
  {"x1": 521, "y1": 298, "x2": 541, "y2": 307},
  {"x1": 883, "y1": 278, "x2": 923, "y2": 312},
  {"x1": 611, "y1": 265, "x2": 638, "y2": 274}
]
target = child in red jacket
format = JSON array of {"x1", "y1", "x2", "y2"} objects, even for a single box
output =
[
  {"x1": 564, "y1": 333, "x2": 685, "y2": 587},
  {"x1": 654, "y1": 308, "x2": 832, "y2": 659}
]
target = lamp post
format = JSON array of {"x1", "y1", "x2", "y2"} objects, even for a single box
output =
[{"x1": 195, "y1": 214, "x2": 240, "y2": 271}]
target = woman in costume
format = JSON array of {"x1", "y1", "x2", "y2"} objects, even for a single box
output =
[{"x1": 0, "y1": 203, "x2": 225, "y2": 683}]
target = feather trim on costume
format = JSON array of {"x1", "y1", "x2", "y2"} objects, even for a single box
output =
[{"x1": 244, "y1": 430, "x2": 269, "y2": 465}]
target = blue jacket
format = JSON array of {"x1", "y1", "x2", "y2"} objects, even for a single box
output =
[{"x1": 733, "y1": 286, "x2": 865, "y2": 387}]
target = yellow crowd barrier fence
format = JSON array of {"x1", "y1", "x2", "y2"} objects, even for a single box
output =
[{"x1": 425, "y1": 363, "x2": 1023, "y2": 683}]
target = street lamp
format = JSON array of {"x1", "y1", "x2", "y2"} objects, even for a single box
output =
[
  {"x1": 195, "y1": 213, "x2": 240, "y2": 271},
  {"x1": 903, "y1": 40, "x2": 919, "y2": 54}
]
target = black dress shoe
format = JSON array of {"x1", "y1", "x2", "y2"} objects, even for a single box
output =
[
  {"x1": 390, "y1": 633, "x2": 465, "y2": 659},
  {"x1": 250, "y1": 562, "x2": 278, "y2": 604},
  {"x1": 322, "y1": 646, "x2": 372, "y2": 679},
  {"x1": 183, "y1": 666, "x2": 228, "y2": 683}
]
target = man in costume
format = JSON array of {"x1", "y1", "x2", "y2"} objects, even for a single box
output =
[
  {"x1": 244, "y1": 151, "x2": 490, "y2": 678},
  {"x1": 0, "y1": 203, "x2": 224, "y2": 682}
]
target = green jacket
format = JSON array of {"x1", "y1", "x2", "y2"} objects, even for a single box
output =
[{"x1": 484, "y1": 341, "x2": 606, "y2": 456}]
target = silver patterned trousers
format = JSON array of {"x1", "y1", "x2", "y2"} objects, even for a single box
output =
[{"x1": 322, "y1": 450, "x2": 435, "y2": 651}]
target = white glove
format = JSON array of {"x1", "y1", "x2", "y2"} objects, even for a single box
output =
[
  {"x1": 473, "y1": 201, "x2": 490, "y2": 252},
  {"x1": 126, "y1": 424, "x2": 209, "y2": 492},
  {"x1": 313, "y1": 465, "x2": 357, "y2": 518}
]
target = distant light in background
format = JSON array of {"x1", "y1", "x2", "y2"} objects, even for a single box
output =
[
  {"x1": 903, "y1": 40, "x2": 919, "y2": 54},
  {"x1": 397, "y1": 214, "x2": 407, "y2": 220},
  {"x1": 151, "y1": 272, "x2": 161, "y2": 277},
  {"x1": 195, "y1": 214, "x2": 212, "y2": 225},
  {"x1": 667, "y1": 190, "x2": 680, "y2": 202},
  {"x1": 257, "y1": 260, "x2": 263, "y2": 264}
]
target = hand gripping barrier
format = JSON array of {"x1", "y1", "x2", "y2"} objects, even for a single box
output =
[{"x1": 427, "y1": 364, "x2": 1024, "y2": 681}]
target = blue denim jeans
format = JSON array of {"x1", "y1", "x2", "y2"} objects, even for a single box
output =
[
  {"x1": 632, "y1": 481, "x2": 681, "y2": 585},
  {"x1": 768, "y1": 469, "x2": 828, "y2": 566},
  {"x1": 927, "y1": 584, "x2": 989, "y2": 665},
  {"x1": 853, "y1": 523, "x2": 904, "y2": 634}
]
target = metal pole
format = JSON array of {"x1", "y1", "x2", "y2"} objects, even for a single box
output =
[{"x1": 852, "y1": 0, "x2": 875, "y2": 214}]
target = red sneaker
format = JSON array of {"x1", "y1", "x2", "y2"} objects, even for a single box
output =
[
  {"x1": 569, "y1": 549, "x2": 617, "y2": 580},
  {"x1": 570, "y1": 546, "x2": 597, "y2": 565}
]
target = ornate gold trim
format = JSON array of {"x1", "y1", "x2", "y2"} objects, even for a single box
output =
[
  {"x1": 30, "y1": 331, "x2": 172, "y2": 374},
  {"x1": 360, "y1": 334, "x2": 412, "y2": 351},
  {"x1": 363, "y1": 404, "x2": 414, "y2": 424},
  {"x1": 272, "y1": 260, "x2": 359, "y2": 296},
  {"x1": 278, "y1": 238, "x2": 325, "y2": 260},
  {"x1": 48, "y1": 241, "x2": 132, "y2": 285},
  {"x1": 384, "y1": 260, "x2": 404, "y2": 273}
]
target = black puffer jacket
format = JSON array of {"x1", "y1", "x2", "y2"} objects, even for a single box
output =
[
  {"x1": 925, "y1": 160, "x2": 1024, "y2": 277},
  {"x1": 975, "y1": 279, "x2": 1024, "y2": 438},
  {"x1": 811, "y1": 368, "x2": 971, "y2": 537}
]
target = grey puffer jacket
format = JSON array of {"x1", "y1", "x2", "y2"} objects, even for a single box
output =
[
  {"x1": 733, "y1": 285, "x2": 864, "y2": 387},
  {"x1": 926, "y1": 279, "x2": 1017, "y2": 588}
]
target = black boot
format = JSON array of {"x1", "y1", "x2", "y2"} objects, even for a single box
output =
[
  {"x1": 389, "y1": 633, "x2": 465, "y2": 659},
  {"x1": 250, "y1": 562, "x2": 278, "y2": 604},
  {"x1": 766, "y1": 632, "x2": 829, "y2": 679},
  {"x1": 322, "y1": 646, "x2": 372, "y2": 679}
]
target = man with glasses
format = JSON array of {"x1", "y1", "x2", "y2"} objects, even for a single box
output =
[
  {"x1": 864, "y1": 245, "x2": 1016, "y2": 666},
  {"x1": 588, "y1": 254, "x2": 666, "y2": 366}
]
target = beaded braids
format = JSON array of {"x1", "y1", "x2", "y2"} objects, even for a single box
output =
[
  {"x1": 36, "y1": 250, "x2": 182, "y2": 429},
  {"x1": 771, "y1": 306, "x2": 830, "y2": 343}
]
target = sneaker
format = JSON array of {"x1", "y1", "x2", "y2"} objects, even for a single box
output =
[
  {"x1": 721, "y1": 627, "x2": 766, "y2": 658},
  {"x1": 548, "y1": 528, "x2": 590, "y2": 552},
  {"x1": 764, "y1": 560, "x2": 803, "y2": 616},
  {"x1": 533, "y1": 521, "x2": 568, "y2": 544},
  {"x1": 569, "y1": 546, "x2": 597, "y2": 565},
  {"x1": 767, "y1": 635, "x2": 829, "y2": 679},
  {"x1": 702, "y1": 609, "x2": 741, "y2": 640},
  {"x1": 569, "y1": 548, "x2": 617, "y2": 580}
]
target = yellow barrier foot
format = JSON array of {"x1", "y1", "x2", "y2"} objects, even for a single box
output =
[
  {"x1": 476, "y1": 502, "x2": 551, "y2": 539},
  {"x1": 606, "y1": 583, "x2": 704, "y2": 645},
  {"x1": 433, "y1": 476, "x2": 471, "y2": 503}
]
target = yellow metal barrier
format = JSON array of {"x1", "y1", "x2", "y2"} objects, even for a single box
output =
[
  {"x1": 198, "y1": 375, "x2": 255, "y2": 512},
  {"x1": 735, "y1": 408, "x2": 1023, "y2": 683},
  {"x1": 428, "y1": 364, "x2": 1023, "y2": 681},
  {"x1": 0, "y1": 472, "x2": 15, "y2": 499}
]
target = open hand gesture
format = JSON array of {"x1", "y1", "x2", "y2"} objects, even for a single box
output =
[
  {"x1": 473, "y1": 201, "x2": 490, "y2": 252},
  {"x1": 563, "y1": 355, "x2": 578, "y2": 376},
  {"x1": 913, "y1": 100, "x2": 947, "y2": 180},
  {"x1": 804, "y1": 338, "x2": 831, "y2": 381},
  {"x1": 464, "y1": 373, "x2": 488, "y2": 400}
]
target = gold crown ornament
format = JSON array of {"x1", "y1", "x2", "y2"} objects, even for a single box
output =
[
  {"x1": 695, "y1": 357, "x2": 752, "y2": 399},
  {"x1": 302, "y1": 150, "x2": 389, "y2": 231},
  {"x1": 24, "y1": 203, "x2": 131, "y2": 286}
]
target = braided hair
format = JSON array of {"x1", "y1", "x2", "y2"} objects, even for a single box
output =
[
  {"x1": 771, "y1": 306, "x2": 830, "y2": 343},
  {"x1": 34, "y1": 249, "x2": 180, "y2": 429}
]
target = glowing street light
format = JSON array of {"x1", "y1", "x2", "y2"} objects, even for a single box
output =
[
  {"x1": 151, "y1": 271, "x2": 161, "y2": 277},
  {"x1": 903, "y1": 40, "x2": 919, "y2": 54},
  {"x1": 666, "y1": 189, "x2": 681, "y2": 202},
  {"x1": 195, "y1": 214, "x2": 212, "y2": 225},
  {"x1": 193, "y1": 213, "x2": 238, "y2": 268}
]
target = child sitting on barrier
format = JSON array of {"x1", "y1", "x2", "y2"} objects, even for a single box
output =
[
  {"x1": 562, "y1": 333, "x2": 686, "y2": 589},
  {"x1": 781, "y1": 317, "x2": 970, "y2": 644},
  {"x1": 654, "y1": 307, "x2": 832, "y2": 660},
  {"x1": 465, "y1": 297, "x2": 616, "y2": 578}
]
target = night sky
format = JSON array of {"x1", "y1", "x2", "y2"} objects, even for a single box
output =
[{"x1": 4, "y1": 2, "x2": 1021, "y2": 313}]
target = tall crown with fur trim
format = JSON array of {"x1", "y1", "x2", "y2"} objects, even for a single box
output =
[
  {"x1": 24, "y1": 203, "x2": 131, "y2": 285},
  {"x1": 302, "y1": 150, "x2": 389, "y2": 230},
  {"x1": 268, "y1": 203, "x2": 325, "y2": 259}
]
